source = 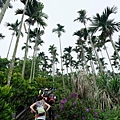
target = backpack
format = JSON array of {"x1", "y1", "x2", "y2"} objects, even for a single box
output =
[
  {"x1": 48, "y1": 94, "x2": 55, "y2": 104},
  {"x1": 43, "y1": 90, "x2": 49, "y2": 97},
  {"x1": 36, "y1": 101, "x2": 45, "y2": 116}
]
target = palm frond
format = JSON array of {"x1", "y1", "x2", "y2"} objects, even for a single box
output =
[
  {"x1": 0, "y1": 33, "x2": 5, "y2": 40},
  {"x1": 15, "y1": 9, "x2": 24, "y2": 15}
]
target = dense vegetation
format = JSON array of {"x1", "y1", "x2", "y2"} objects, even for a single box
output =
[{"x1": 0, "y1": 0, "x2": 120, "y2": 119}]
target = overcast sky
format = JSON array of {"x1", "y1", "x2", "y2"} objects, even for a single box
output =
[{"x1": 0, "y1": 0, "x2": 120, "y2": 61}]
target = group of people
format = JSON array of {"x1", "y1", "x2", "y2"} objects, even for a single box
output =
[{"x1": 30, "y1": 88, "x2": 55, "y2": 120}]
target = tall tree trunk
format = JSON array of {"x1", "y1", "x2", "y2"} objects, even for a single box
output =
[
  {"x1": 29, "y1": 33, "x2": 38, "y2": 82},
  {"x1": 66, "y1": 67, "x2": 70, "y2": 86},
  {"x1": 0, "y1": 0, "x2": 10, "y2": 23},
  {"x1": 52, "y1": 61, "x2": 55, "y2": 88},
  {"x1": 6, "y1": 33, "x2": 14, "y2": 58},
  {"x1": 90, "y1": 60, "x2": 96, "y2": 75},
  {"x1": 110, "y1": 36, "x2": 120, "y2": 61},
  {"x1": 70, "y1": 64, "x2": 75, "y2": 91},
  {"x1": 32, "y1": 25, "x2": 39, "y2": 80},
  {"x1": 32, "y1": 50, "x2": 37, "y2": 79},
  {"x1": 89, "y1": 36, "x2": 103, "y2": 72},
  {"x1": 81, "y1": 45, "x2": 88, "y2": 74},
  {"x1": 89, "y1": 60, "x2": 98, "y2": 96},
  {"x1": 104, "y1": 44, "x2": 115, "y2": 74},
  {"x1": 84, "y1": 24, "x2": 103, "y2": 72},
  {"x1": 59, "y1": 37, "x2": 65, "y2": 87},
  {"x1": 7, "y1": 0, "x2": 29, "y2": 86},
  {"x1": 29, "y1": 50, "x2": 35, "y2": 83},
  {"x1": 22, "y1": 24, "x2": 30, "y2": 78}
]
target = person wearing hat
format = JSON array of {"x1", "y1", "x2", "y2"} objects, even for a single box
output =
[
  {"x1": 31, "y1": 89, "x2": 44, "y2": 113},
  {"x1": 33, "y1": 90, "x2": 43, "y2": 102}
]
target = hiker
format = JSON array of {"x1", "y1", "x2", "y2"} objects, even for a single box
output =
[
  {"x1": 31, "y1": 89, "x2": 43, "y2": 113},
  {"x1": 33, "y1": 89, "x2": 43, "y2": 103},
  {"x1": 47, "y1": 94, "x2": 55, "y2": 120},
  {"x1": 43, "y1": 88, "x2": 49, "y2": 97},
  {"x1": 30, "y1": 95, "x2": 51, "y2": 120},
  {"x1": 43, "y1": 88, "x2": 56, "y2": 120}
]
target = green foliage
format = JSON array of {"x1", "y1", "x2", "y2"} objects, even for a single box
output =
[
  {"x1": 54, "y1": 92, "x2": 120, "y2": 120},
  {"x1": 96, "y1": 74, "x2": 120, "y2": 106},
  {"x1": 10, "y1": 73, "x2": 40, "y2": 109},
  {"x1": 0, "y1": 85, "x2": 14, "y2": 120},
  {"x1": 0, "y1": 70, "x2": 8, "y2": 85},
  {"x1": 108, "y1": 77, "x2": 120, "y2": 95},
  {"x1": 0, "y1": 57, "x2": 9, "y2": 85},
  {"x1": 0, "y1": 56, "x2": 120, "y2": 119},
  {"x1": 98, "y1": 109, "x2": 120, "y2": 120},
  {"x1": 54, "y1": 87, "x2": 70, "y2": 102},
  {"x1": 0, "y1": 85, "x2": 13, "y2": 98},
  {"x1": 13, "y1": 59, "x2": 31, "y2": 79},
  {"x1": 0, "y1": 57, "x2": 10, "y2": 71},
  {"x1": 54, "y1": 92, "x2": 99, "y2": 120},
  {"x1": 0, "y1": 102, "x2": 14, "y2": 120}
]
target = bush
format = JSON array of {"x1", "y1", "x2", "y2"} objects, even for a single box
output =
[
  {"x1": 98, "y1": 109, "x2": 120, "y2": 120},
  {"x1": 0, "y1": 85, "x2": 14, "y2": 120},
  {"x1": 54, "y1": 92, "x2": 120, "y2": 120}
]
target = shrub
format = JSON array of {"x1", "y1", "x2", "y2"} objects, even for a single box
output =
[
  {"x1": 54, "y1": 92, "x2": 120, "y2": 120},
  {"x1": 0, "y1": 85, "x2": 14, "y2": 120}
]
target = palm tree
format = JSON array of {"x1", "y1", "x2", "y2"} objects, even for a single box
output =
[
  {"x1": 72, "y1": 46, "x2": 81, "y2": 71},
  {"x1": 85, "y1": 46, "x2": 96, "y2": 74},
  {"x1": 16, "y1": 0, "x2": 48, "y2": 79},
  {"x1": 63, "y1": 46, "x2": 75, "y2": 88},
  {"x1": 52, "y1": 24, "x2": 65, "y2": 87},
  {"x1": 38, "y1": 52, "x2": 50, "y2": 75},
  {"x1": 0, "y1": 0, "x2": 12, "y2": 23},
  {"x1": 29, "y1": 28, "x2": 44, "y2": 82},
  {"x1": 74, "y1": 9, "x2": 104, "y2": 72},
  {"x1": 31, "y1": 8, "x2": 48, "y2": 79},
  {"x1": 32, "y1": 29, "x2": 44, "y2": 80},
  {"x1": 98, "y1": 37, "x2": 115, "y2": 74},
  {"x1": 115, "y1": 36, "x2": 120, "y2": 52},
  {"x1": 110, "y1": 36, "x2": 120, "y2": 71},
  {"x1": 5, "y1": 19, "x2": 23, "y2": 58},
  {"x1": 73, "y1": 29, "x2": 88, "y2": 73},
  {"x1": 7, "y1": 0, "x2": 29, "y2": 86},
  {"x1": 91, "y1": 6, "x2": 120, "y2": 61},
  {"x1": 48, "y1": 44, "x2": 58, "y2": 88},
  {"x1": 111, "y1": 52, "x2": 119, "y2": 71},
  {"x1": 21, "y1": 43, "x2": 32, "y2": 51},
  {"x1": 31, "y1": 6, "x2": 49, "y2": 79},
  {"x1": 63, "y1": 46, "x2": 73, "y2": 74},
  {"x1": 15, "y1": 0, "x2": 40, "y2": 79},
  {"x1": 74, "y1": 9, "x2": 91, "y2": 26},
  {"x1": 91, "y1": 35, "x2": 113, "y2": 72},
  {"x1": 38, "y1": 52, "x2": 46, "y2": 71},
  {"x1": 16, "y1": 0, "x2": 35, "y2": 78}
]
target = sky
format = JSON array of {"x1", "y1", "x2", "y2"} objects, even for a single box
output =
[{"x1": 0, "y1": 0, "x2": 120, "y2": 65}]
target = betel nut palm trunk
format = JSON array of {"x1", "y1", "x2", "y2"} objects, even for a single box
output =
[
  {"x1": 59, "y1": 37, "x2": 65, "y2": 87},
  {"x1": 0, "y1": 0, "x2": 10, "y2": 24},
  {"x1": 110, "y1": 36, "x2": 120, "y2": 61},
  {"x1": 7, "y1": 0, "x2": 29, "y2": 86},
  {"x1": 22, "y1": 24, "x2": 30, "y2": 78}
]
